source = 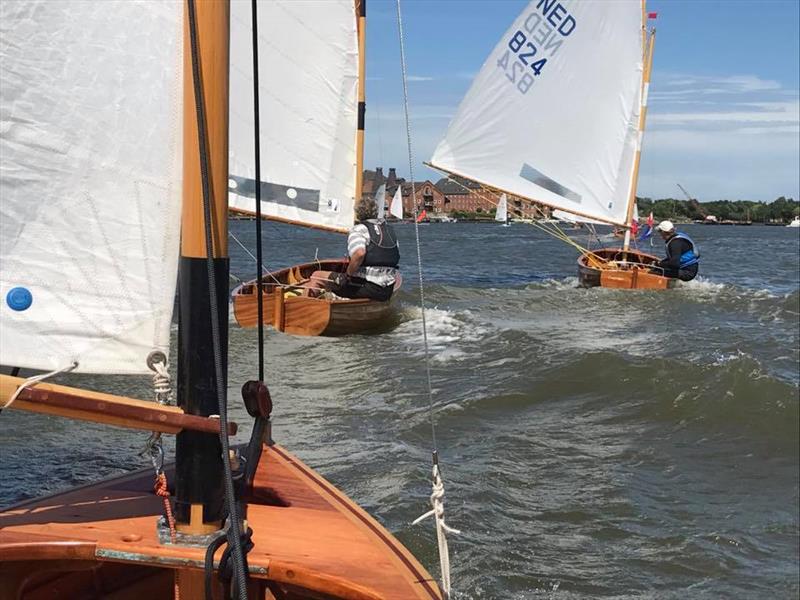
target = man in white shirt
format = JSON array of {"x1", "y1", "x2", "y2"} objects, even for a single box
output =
[{"x1": 306, "y1": 199, "x2": 400, "y2": 301}]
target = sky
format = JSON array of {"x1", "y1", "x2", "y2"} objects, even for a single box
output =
[{"x1": 362, "y1": 0, "x2": 800, "y2": 202}]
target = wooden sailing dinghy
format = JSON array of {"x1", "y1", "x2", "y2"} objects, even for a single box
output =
[
  {"x1": 428, "y1": 0, "x2": 670, "y2": 289},
  {"x1": 0, "y1": 1, "x2": 441, "y2": 597},
  {"x1": 227, "y1": 0, "x2": 401, "y2": 336},
  {"x1": 231, "y1": 258, "x2": 401, "y2": 336},
  {"x1": 577, "y1": 248, "x2": 674, "y2": 290}
]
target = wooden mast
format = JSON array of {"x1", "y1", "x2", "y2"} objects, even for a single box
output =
[
  {"x1": 355, "y1": 0, "x2": 366, "y2": 211},
  {"x1": 623, "y1": 7, "x2": 656, "y2": 253},
  {"x1": 175, "y1": 0, "x2": 231, "y2": 535}
]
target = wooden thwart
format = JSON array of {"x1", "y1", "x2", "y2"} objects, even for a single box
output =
[{"x1": 0, "y1": 375, "x2": 236, "y2": 436}]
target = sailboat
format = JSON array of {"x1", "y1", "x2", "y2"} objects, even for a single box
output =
[
  {"x1": 228, "y1": 0, "x2": 401, "y2": 336},
  {"x1": 496, "y1": 193, "x2": 510, "y2": 226},
  {"x1": 428, "y1": 1, "x2": 670, "y2": 290},
  {"x1": 389, "y1": 184, "x2": 405, "y2": 220},
  {"x1": 0, "y1": 1, "x2": 441, "y2": 598}
]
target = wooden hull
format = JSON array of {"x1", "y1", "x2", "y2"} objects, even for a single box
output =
[
  {"x1": 0, "y1": 444, "x2": 441, "y2": 600},
  {"x1": 232, "y1": 259, "x2": 401, "y2": 336},
  {"x1": 577, "y1": 248, "x2": 676, "y2": 290}
]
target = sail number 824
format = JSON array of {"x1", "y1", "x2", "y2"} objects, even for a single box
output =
[{"x1": 497, "y1": 30, "x2": 547, "y2": 95}]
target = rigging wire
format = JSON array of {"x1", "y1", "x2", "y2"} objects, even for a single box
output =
[
  {"x1": 395, "y1": 1, "x2": 458, "y2": 597},
  {"x1": 437, "y1": 170, "x2": 608, "y2": 259},
  {"x1": 185, "y1": 2, "x2": 248, "y2": 598},
  {"x1": 251, "y1": 0, "x2": 266, "y2": 382}
]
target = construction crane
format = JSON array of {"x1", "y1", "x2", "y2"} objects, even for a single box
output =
[{"x1": 677, "y1": 183, "x2": 706, "y2": 219}]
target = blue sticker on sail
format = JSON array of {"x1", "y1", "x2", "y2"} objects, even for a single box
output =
[{"x1": 7, "y1": 287, "x2": 33, "y2": 311}]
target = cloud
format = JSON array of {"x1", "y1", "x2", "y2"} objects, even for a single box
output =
[
  {"x1": 653, "y1": 73, "x2": 783, "y2": 98},
  {"x1": 406, "y1": 75, "x2": 435, "y2": 82},
  {"x1": 649, "y1": 100, "x2": 800, "y2": 132}
]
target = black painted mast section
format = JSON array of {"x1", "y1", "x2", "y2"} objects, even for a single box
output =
[{"x1": 174, "y1": 0, "x2": 230, "y2": 534}]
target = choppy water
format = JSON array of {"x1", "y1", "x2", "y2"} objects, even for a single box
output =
[{"x1": 3, "y1": 222, "x2": 799, "y2": 598}]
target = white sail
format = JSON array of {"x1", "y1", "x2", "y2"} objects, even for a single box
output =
[
  {"x1": 430, "y1": 0, "x2": 644, "y2": 226},
  {"x1": 389, "y1": 186, "x2": 404, "y2": 219},
  {"x1": 375, "y1": 183, "x2": 387, "y2": 220},
  {"x1": 495, "y1": 193, "x2": 508, "y2": 222},
  {"x1": 228, "y1": 0, "x2": 359, "y2": 233},
  {"x1": 0, "y1": 1, "x2": 183, "y2": 374}
]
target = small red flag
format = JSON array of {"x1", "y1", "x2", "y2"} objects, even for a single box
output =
[
  {"x1": 631, "y1": 220, "x2": 639, "y2": 236},
  {"x1": 648, "y1": 12, "x2": 658, "y2": 19},
  {"x1": 647, "y1": 211, "x2": 654, "y2": 227},
  {"x1": 416, "y1": 209, "x2": 427, "y2": 223}
]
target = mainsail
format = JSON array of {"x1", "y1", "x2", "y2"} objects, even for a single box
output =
[
  {"x1": 228, "y1": 0, "x2": 359, "y2": 232},
  {"x1": 430, "y1": 0, "x2": 644, "y2": 226},
  {"x1": 0, "y1": 1, "x2": 183, "y2": 374}
]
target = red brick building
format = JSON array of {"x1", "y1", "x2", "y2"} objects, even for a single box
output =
[{"x1": 361, "y1": 167, "x2": 547, "y2": 219}]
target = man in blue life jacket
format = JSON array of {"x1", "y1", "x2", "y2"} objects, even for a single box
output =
[
  {"x1": 306, "y1": 199, "x2": 400, "y2": 301},
  {"x1": 654, "y1": 220, "x2": 699, "y2": 281}
]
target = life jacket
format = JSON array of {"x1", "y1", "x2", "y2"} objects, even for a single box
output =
[
  {"x1": 668, "y1": 232, "x2": 700, "y2": 268},
  {"x1": 361, "y1": 220, "x2": 400, "y2": 268}
]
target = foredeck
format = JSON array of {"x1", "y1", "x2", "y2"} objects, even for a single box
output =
[{"x1": 0, "y1": 444, "x2": 441, "y2": 599}]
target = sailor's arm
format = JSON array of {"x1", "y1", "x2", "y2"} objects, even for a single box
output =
[{"x1": 346, "y1": 247, "x2": 366, "y2": 275}]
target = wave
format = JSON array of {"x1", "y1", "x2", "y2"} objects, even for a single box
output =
[{"x1": 438, "y1": 351, "x2": 799, "y2": 447}]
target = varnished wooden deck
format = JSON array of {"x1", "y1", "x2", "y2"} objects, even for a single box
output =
[{"x1": 0, "y1": 445, "x2": 441, "y2": 599}]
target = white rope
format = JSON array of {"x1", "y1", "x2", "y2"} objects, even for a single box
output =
[
  {"x1": 395, "y1": 1, "x2": 458, "y2": 597},
  {"x1": 412, "y1": 463, "x2": 461, "y2": 597},
  {"x1": 3, "y1": 362, "x2": 79, "y2": 409},
  {"x1": 229, "y1": 231, "x2": 283, "y2": 286},
  {"x1": 149, "y1": 358, "x2": 172, "y2": 405}
]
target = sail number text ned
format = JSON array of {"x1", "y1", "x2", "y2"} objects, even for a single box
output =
[{"x1": 496, "y1": 0, "x2": 576, "y2": 95}]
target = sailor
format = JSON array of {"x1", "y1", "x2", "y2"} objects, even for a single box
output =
[
  {"x1": 307, "y1": 199, "x2": 400, "y2": 301},
  {"x1": 654, "y1": 220, "x2": 699, "y2": 281}
]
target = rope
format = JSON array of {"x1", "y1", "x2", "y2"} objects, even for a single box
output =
[
  {"x1": 155, "y1": 471, "x2": 180, "y2": 600},
  {"x1": 2, "y1": 362, "x2": 78, "y2": 410},
  {"x1": 436, "y1": 171, "x2": 609, "y2": 263},
  {"x1": 395, "y1": 2, "x2": 457, "y2": 597},
  {"x1": 229, "y1": 232, "x2": 282, "y2": 286},
  {"x1": 251, "y1": 0, "x2": 266, "y2": 383},
  {"x1": 151, "y1": 360, "x2": 172, "y2": 405},
  {"x1": 412, "y1": 461, "x2": 461, "y2": 595},
  {"x1": 185, "y1": 2, "x2": 248, "y2": 598}
]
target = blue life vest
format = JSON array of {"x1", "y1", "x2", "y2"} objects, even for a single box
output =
[{"x1": 670, "y1": 232, "x2": 700, "y2": 268}]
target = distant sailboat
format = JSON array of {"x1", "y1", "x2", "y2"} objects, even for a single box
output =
[
  {"x1": 228, "y1": 0, "x2": 402, "y2": 336},
  {"x1": 390, "y1": 183, "x2": 404, "y2": 219},
  {"x1": 496, "y1": 192, "x2": 510, "y2": 226},
  {"x1": 428, "y1": 1, "x2": 669, "y2": 289},
  {"x1": 375, "y1": 183, "x2": 388, "y2": 219}
]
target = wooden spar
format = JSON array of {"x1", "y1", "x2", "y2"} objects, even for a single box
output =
[
  {"x1": 0, "y1": 375, "x2": 236, "y2": 436},
  {"x1": 423, "y1": 161, "x2": 627, "y2": 227},
  {"x1": 228, "y1": 206, "x2": 348, "y2": 234},
  {"x1": 355, "y1": 0, "x2": 366, "y2": 212},
  {"x1": 622, "y1": 17, "x2": 656, "y2": 252},
  {"x1": 175, "y1": 0, "x2": 230, "y2": 535}
]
